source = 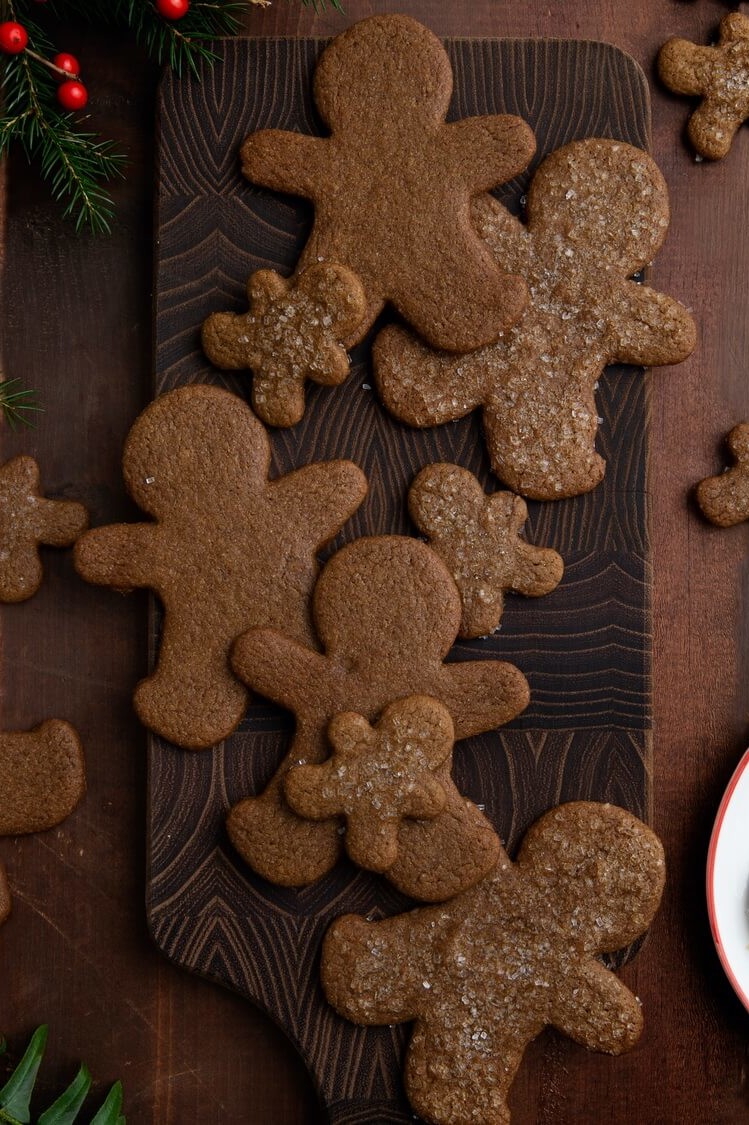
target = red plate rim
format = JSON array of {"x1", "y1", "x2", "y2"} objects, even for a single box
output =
[{"x1": 706, "y1": 745, "x2": 749, "y2": 1014}]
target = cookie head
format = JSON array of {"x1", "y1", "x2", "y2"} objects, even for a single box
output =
[
  {"x1": 123, "y1": 385, "x2": 270, "y2": 511},
  {"x1": 528, "y1": 139, "x2": 670, "y2": 276},
  {"x1": 311, "y1": 536, "x2": 462, "y2": 672},
  {"x1": 517, "y1": 802, "x2": 666, "y2": 950},
  {"x1": 313, "y1": 14, "x2": 453, "y2": 131}
]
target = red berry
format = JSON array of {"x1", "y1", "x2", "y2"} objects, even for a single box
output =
[
  {"x1": 53, "y1": 53, "x2": 81, "y2": 78},
  {"x1": 0, "y1": 22, "x2": 29, "y2": 54},
  {"x1": 156, "y1": 0, "x2": 190, "y2": 19},
  {"x1": 57, "y1": 80, "x2": 88, "y2": 112}
]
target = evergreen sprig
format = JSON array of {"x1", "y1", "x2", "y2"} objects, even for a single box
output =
[
  {"x1": 0, "y1": 1027, "x2": 125, "y2": 1125},
  {"x1": 1, "y1": 0, "x2": 342, "y2": 233},
  {"x1": 0, "y1": 377, "x2": 42, "y2": 429}
]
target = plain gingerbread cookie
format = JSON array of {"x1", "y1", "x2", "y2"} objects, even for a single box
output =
[
  {"x1": 241, "y1": 14, "x2": 536, "y2": 352},
  {"x1": 409, "y1": 464, "x2": 563, "y2": 638},
  {"x1": 375, "y1": 138, "x2": 696, "y2": 500},
  {"x1": 659, "y1": 12, "x2": 749, "y2": 160},
  {"x1": 0, "y1": 720, "x2": 87, "y2": 928},
  {"x1": 0, "y1": 456, "x2": 88, "y2": 602},
  {"x1": 74, "y1": 385, "x2": 367, "y2": 749},
  {"x1": 323, "y1": 801, "x2": 665, "y2": 1125},
  {"x1": 228, "y1": 536, "x2": 528, "y2": 891}
]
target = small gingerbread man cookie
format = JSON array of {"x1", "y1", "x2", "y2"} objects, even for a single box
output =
[
  {"x1": 0, "y1": 456, "x2": 88, "y2": 602},
  {"x1": 409, "y1": 464, "x2": 564, "y2": 638},
  {"x1": 659, "y1": 12, "x2": 749, "y2": 160},
  {"x1": 241, "y1": 14, "x2": 535, "y2": 352},
  {"x1": 322, "y1": 802, "x2": 665, "y2": 1125},
  {"x1": 201, "y1": 263, "x2": 367, "y2": 427},
  {"x1": 374, "y1": 138, "x2": 696, "y2": 500},
  {"x1": 696, "y1": 424, "x2": 749, "y2": 527},
  {"x1": 0, "y1": 720, "x2": 87, "y2": 928},
  {"x1": 228, "y1": 536, "x2": 528, "y2": 891},
  {"x1": 285, "y1": 696, "x2": 452, "y2": 874},
  {"x1": 75, "y1": 385, "x2": 367, "y2": 749}
]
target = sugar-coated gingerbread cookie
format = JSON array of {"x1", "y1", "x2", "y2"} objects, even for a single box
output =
[
  {"x1": 201, "y1": 263, "x2": 367, "y2": 427},
  {"x1": 659, "y1": 12, "x2": 749, "y2": 160},
  {"x1": 74, "y1": 385, "x2": 367, "y2": 749},
  {"x1": 323, "y1": 801, "x2": 665, "y2": 1125},
  {"x1": 0, "y1": 456, "x2": 88, "y2": 602},
  {"x1": 241, "y1": 14, "x2": 536, "y2": 353},
  {"x1": 409, "y1": 464, "x2": 563, "y2": 638},
  {"x1": 284, "y1": 695, "x2": 500, "y2": 899},
  {"x1": 285, "y1": 697, "x2": 452, "y2": 872},
  {"x1": 228, "y1": 536, "x2": 528, "y2": 890},
  {"x1": 374, "y1": 138, "x2": 696, "y2": 500},
  {"x1": 696, "y1": 423, "x2": 749, "y2": 527}
]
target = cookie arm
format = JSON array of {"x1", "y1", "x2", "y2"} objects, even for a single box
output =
[
  {"x1": 231, "y1": 628, "x2": 329, "y2": 715},
  {"x1": 445, "y1": 116, "x2": 536, "y2": 191},
  {"x1": 440, "y1": 660, "x2": 529, "y2": 740},
  {"x1": 74, "y1": 523, "x2": 158, "y2": 591},
  {"x1": 657, "y1": 39, "x2": 713, "y2": 97},
  {"x1": 272, "y1": 461, "x2": 367, "y2": 546},
  {"x1": 611, "y1": 283, "x2": 696, "y2": 368},
  {"x1": 34, "y1": 497, "x2": 89, "y2": 546},
  {"x1": 373, "y1": 325, "x2": 486, "y2": 427},
  {"x1": 551, "y1": 958, "x2": 643, "y2": 1054},
  {"x1": 321, "y1": 912, "x2": 440, "y2": 1025},
  {"x1": 240, "y1": 131, "x2": 326, "y2": 199}
]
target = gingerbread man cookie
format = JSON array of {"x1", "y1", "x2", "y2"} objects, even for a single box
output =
[
  {"x1": 0, "y1": 456, "x2": 88, "y2": 602},
  {"x1": 229, "y1": 536, "x2": 528, "y2": 891},
  {"x1": 201, "y1": 263, "x2": 367, "y2": 427},
  {"x1": 409, "y1": 464, "x2": 564, "y2": 638},
  {"x1": 284, "y1": 695, "x2": 499, "y2": 898},
  {"x1": 696, "y1": 423, "x2": 749, "y2": 527},
  {"x1": 241, "y1": 14, "x2": 536, "y2": 353},
  {"x1": 323, "y1": 801, "x2": 665, "y2": 1125},
  {"x1": 374, "y1": 138, "x2": 696, "y2": 500},
  {"x1": 659, "y1": 12, "x2": 749, "y2": 160},
  {"x1": 74, "y1": 385, "x2": 367, "y2": 749},
  {"x1": 0, "y1": 720, "x2": 87, "y2": 927}
]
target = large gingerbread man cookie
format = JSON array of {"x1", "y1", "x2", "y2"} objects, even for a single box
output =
[
  {"x1": 228, "y1": 536, "x2": 529, "y2": 890},
  {"x1": 74, "y1": 385, "x2": 367, "y2": 749},
  {"x1": 0, "y1": 456, "x2": 88, "y2": 602},
  {"x1": 375, "y1": 139, "x2": 696, "y2": 500},
  {"x1": 240, "y1": 14, "x2": 536, "y2": 353},
  {"x1": 659, "y1": 12, "x2": 749, "y2": 161},
  {"x1": 323, "y1": 801, "x2": 665, "y2": 1125}
]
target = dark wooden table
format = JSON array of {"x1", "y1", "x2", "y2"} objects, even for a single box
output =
[{"x1": 1, "y1": 2, "x2": 748, "y2": 1122}]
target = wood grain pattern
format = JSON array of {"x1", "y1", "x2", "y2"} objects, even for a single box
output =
[{"x1": 151, "y1": 36, "x2": 654, "y2": 1120}]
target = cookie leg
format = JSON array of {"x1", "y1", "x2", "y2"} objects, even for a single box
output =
[
  {"x1": 482, "y1": 389, "x2": 604, "y2": 500},
  {"x1": 134, "y1": 627, "x2": 248, "y2": 750},
  {"x1": 688, "y1": 102, "x2": 743, "y2": 161},
  {"x1": 0, "y1": 721, "x2": 86, "y2": 835},
  {"x1": 405, "y1": 1020, "x2": 521, "y2": 1125},
  {"x1": 387, "y1": 780, "x2": 499, "y2": 901},
  {"x1": 227, "y1": 727, "x2": 342, "y2": 886}
]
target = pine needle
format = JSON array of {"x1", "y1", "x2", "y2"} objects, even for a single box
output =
[{"x1": 0, "y1": 378, "x2": 43, "y2": 430}]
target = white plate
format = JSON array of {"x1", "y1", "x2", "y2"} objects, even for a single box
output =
[{"x1": 707, "y1": 746, "x2": 749, "y2": 1012}]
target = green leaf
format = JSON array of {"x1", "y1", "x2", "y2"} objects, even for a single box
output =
[
  {"x1": 37, "y1": 1065, "x2": 91, "y2": 1125},
  {"x1": 89, "y1": 1082, "x2": 124, "y2": 1125},
  {"x1": 0, "y1": 1027, "x2": 48, "y2": 1124}
]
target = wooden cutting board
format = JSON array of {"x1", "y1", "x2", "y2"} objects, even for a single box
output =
[{"x1": 150, "y1": 36, "x2": 652, "y2": 1123}]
